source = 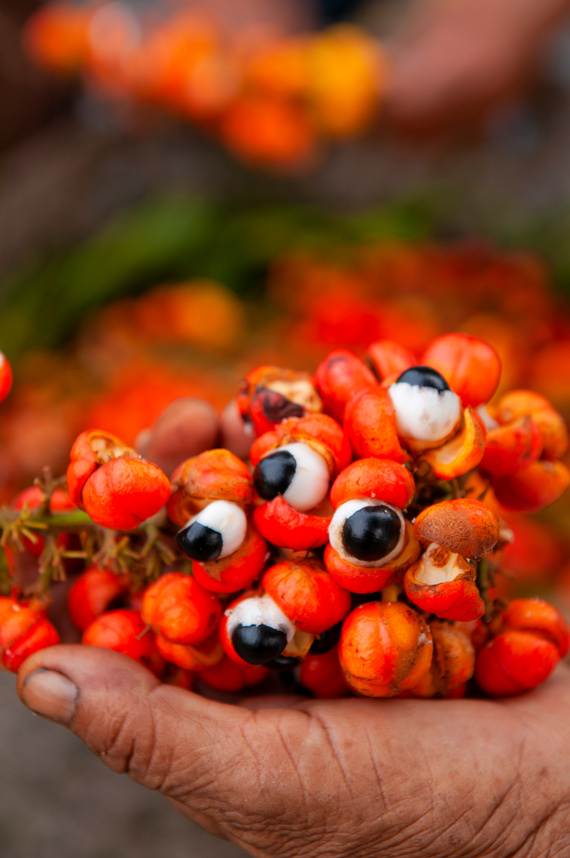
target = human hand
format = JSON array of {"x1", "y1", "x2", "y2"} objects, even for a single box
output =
[
  {"x1": 383, "y1": 0, "x2": 570, "y2": 134},
  {"x1": 16, "y1": 645, "x2": 570, "y2": 858},
  {"x1": 134, "y1": 396, "x2": 251, "y2": 476},
  {"x1": 14, "y1": 394, "x2": 570, "y2": 858}
]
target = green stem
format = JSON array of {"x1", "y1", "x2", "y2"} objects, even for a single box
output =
[
  {"x1": 0, "y1": 507, "x2": 95, "y2": 532},
  {"x1": 477, "y1": 558, "x2": 491, "y2": 622}
]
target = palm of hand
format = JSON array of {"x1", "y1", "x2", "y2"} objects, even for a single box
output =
[
  {"x1": 18, "y1": 645, "x2": 570, "y2": 858},
  {"x1": 140, "y1": 666, "x2": 570, "y2": 858}
]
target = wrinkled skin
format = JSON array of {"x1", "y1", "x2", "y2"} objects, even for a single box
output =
[
  {"x1": 17, "y1": 650, "x2": 570, "y2": 858},
  {"x1": 15, "y1": 398, "x2": 570, "y2": 858}
]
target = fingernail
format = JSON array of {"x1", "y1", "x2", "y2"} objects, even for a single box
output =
[{"x1": 21, "y1": 669, "x2": 78, "y2": 724}]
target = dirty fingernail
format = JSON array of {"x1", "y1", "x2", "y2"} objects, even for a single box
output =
[{"x1": 21, "y1": 668, "x2": 78, "y2": 724}]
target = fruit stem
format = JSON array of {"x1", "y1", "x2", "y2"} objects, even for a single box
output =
[
  {"x1": 0, "y1": 507, "x2": 94, "y2": 533},
  {"x1": 477, "y1": 557, "x2": 492, "y2": 622}
]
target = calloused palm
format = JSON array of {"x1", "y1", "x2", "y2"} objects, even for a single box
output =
[{"x1": 17, "y1": 646, "x2": 570, "y2": 858}]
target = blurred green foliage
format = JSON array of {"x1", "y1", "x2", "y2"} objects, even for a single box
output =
[{"x1": 1, "y1": 193, "x2": 569, "y2": 362}]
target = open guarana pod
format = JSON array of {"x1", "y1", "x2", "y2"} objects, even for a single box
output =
[
  {"x1": 253, "y1": 442, "x2": 331, "y2": 512},
  {"x1": 328, "y1": 499, "x2": 406, "y2": 567},
  {"x1": 168, "y1": 449, "x2": 253, "y2": 527},
  {"x1": 223, "y1": 592, "x2": 293, "y2": 665},
  {"x1": 250, "y1": 413, "x2": 351, "y2": 478},
  {"x1": 414, "y1": 498, "x2": 500, "y2": 560},
  {"x1": 324, "y1": 518, "x2": 419, "y2": 593},
  {"x1": 222, "y1": 592, "x2": 313, "y2": 666},
  {"x1": 176, "y1": 500, "x2": 248, "y2": 562},
  {"x1": 237, "y1": 365, "x2": 322, "y2": 436},
  {"x1": 323, "y1": 457, "x2": 418, "y2": 591},
  {"x1": 388, "y1": 366, "x2": 462, "y2": 452},
  {"x1": 404, "y1": 544, "x2": 485, "y2": 622},
  {"x1": 190, "y1": 523, "x2": 268, "y2": 594},
  {"x1": 251, "y1": 413, "x2": 350, "y2": 550}
]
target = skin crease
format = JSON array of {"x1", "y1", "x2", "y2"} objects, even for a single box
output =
[{"x1": 14, "y1": 399, "x2": 570, "y2": 858}]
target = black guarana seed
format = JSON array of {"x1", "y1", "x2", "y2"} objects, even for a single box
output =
[
  {"x1": 253, "y1": 449, "x2": 297, "y2": 500},
  {"x1": 232, "y1": 624, "x2": 288, "y2": 665},
  {"x1": 342, "y1": 505, "x2": 402, "y2": 562},
  {"x1": 176, "y1": 522, "x2": 223, "y2": 562},
  {"x1": 266, "y1": 655, "x2": 300, "y2": 672},
  {"x1": 309, "y1": 621, "x2": 343, "y2": 655},
  {"x1": 255, "y1": 387, "x2": 306, "y2": 423},
  {"x1": 396, "y1": 365, "x2": 450, "y2": 392}
]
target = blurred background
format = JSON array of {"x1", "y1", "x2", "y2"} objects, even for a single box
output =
[{"x1": 3, "y1": 0, "x2": 570, "y2": 855}]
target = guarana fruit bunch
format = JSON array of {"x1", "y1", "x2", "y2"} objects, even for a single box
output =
[{"x1": 1, "y1": 332, "x2": 569, "y2": 699}]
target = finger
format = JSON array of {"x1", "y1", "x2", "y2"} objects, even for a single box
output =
[
  {"x1": 219, "y1": 398, "x2": 253, "y2": 460},
  {"x1": 383, "y1": 0, "x2": 570, "y2": 133},
  {"x1": 16, "y1": 646, "x2": 259, "y2": 835},
  {"x1": 135, "y1": 398, "x2": 219, "y2": 475}
]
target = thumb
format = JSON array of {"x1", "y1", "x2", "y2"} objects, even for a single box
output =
[
  {"x1": 135, "y1": 397, "x2": 220, "y2": 475},
  {"x1": 16, "y1": 645, "x2": 259, "y2": 839}
]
